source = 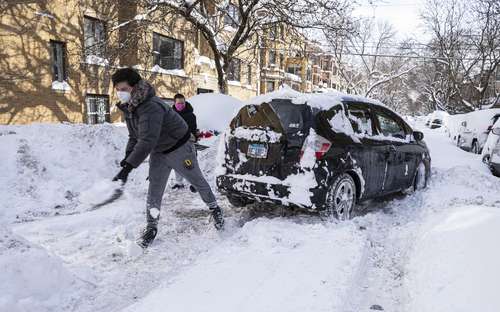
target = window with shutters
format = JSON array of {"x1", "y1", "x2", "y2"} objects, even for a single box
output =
[
  {"x1": 50, "y1": 41, "x2": 67, "y2": 82},
  {"x1": 86, "y1": 94, "x2": 110, "y2": 124},
  {"x1": 83, "y1": 16, "x2": 106, "y2": 57},
  {"x1": 227, "y1": 58, "x2": 241, "y2": 81},
  {"x1": 152, "y1": 33, "x2": 184, "y2": 70}
]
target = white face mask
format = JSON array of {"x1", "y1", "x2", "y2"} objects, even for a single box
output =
[{"x1": 117, "y1": 91, "x2": 131, "y2": 103}]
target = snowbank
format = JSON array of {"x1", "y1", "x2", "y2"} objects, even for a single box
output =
[
  {"x1": 188, "y1": 93, "x2": 244, "y2": 131},
  {"x1": 405, "y1": 205, "x2": 500, "y2": 312},
  {"x1": 0, "y1": 225, "x2": 88, "y2": 312},
  {"x1": 122, "y1": 218, "x2": 366, "y2": 312},
  {"x1": 0, "y1": 123, "x2": 149, "y2": 222}
]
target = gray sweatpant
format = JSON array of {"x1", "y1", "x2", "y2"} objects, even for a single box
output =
[{"x1": 146, "y1": 141, "x2": 217, "y2": 226}]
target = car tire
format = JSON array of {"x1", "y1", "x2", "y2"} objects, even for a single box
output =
[
  {"x1": 324, "y1": 174, "x2": 356, "y2": 221},
  {"x1": 227, "y1": 195, "x2": 250, "y2": 207}
]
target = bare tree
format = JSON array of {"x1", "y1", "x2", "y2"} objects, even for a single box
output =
[
  {"x1": 132, "y1": 0, "x2": 353, "y2": 94},
  {"x1": 326, "y1": 18, "x2": 417, "y2": 98},
  {"x1": 421, "y1": 0, "x2": 500, "y2": 112}
]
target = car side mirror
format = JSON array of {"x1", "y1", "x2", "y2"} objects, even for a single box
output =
[
  {"x1": 461, "y1": 121, "x2": 467, "y2": 127},
  {"x1": 492, "y1": 128, "x2": 500, "y2": 135},
  {"x1": 413, "y1": 131, "x2": 424, "y2": 141}
]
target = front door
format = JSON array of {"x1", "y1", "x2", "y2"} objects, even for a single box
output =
[{"x1": 372, "y1": 107, "x2": 413, "y2": 192}]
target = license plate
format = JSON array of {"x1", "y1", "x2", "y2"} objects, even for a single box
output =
[{"x1": 247, "y1": 143, "x2": 268, "y2": 158}]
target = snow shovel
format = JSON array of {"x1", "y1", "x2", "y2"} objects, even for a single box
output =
[{"x1": 88, "y1": 182, "x2": 125, "y2": 211}]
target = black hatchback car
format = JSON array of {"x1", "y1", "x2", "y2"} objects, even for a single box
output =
[{"x1": 216, "y1": 93, "x2": 431, "y2": 219}]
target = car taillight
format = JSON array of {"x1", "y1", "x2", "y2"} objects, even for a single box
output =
[
  {"x1": 314, "y1": 136, "x2": 332, "y2": 159},
  {"x1": 300, "y1": 134, "x2": 332, "y2": 160}
]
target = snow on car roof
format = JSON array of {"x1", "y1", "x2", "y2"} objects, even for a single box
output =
[{"x1": 245, "y1": 85, "x2": 386, "y2": 111}]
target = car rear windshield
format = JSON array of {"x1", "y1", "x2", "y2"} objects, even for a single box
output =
[{"x1": 269, "y1": 99, "x2": 314, "y2": 147}]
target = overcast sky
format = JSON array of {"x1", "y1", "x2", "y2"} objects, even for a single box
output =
[{"x1": 353, "y1": 0, "x2": 429, "y2": 42}]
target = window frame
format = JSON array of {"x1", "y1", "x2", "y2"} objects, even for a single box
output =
[
  {"x1": 344, "y1": 102, "x2": 376, "y2": 136},
  {"x1": 85, "y1": 94, "x2": 110, "y2": 125},
  {"x1": 50, "y1": 40, "x2": 67, "y2": 82},
  {"x1": 83, "y1": 15, "x2": 106, "y2": 58},
  {"x1": 227, "y1": 58, "x2": 241, "y2": 81},
  {"x1": 247, "y1": 64, "x2": 252, "y2": 85},
  {"x1": 268, "y1": 50, "x2": 276, "y2": 65},
  {"x1": 371, "y1": 106, "x2": 411, "y2": 140},
  {"x1": 152, "y1": 32, "x2": 184, "y2": 70}
]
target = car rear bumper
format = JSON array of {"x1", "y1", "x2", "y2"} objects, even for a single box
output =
[{"x1": 216, "y1": 174, "x2": 326, "y2": 209}]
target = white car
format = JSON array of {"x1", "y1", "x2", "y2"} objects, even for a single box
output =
[
  {"x1": 456, "y1": 109, "x2": 500, "y2": 154},
  {"x1": 482, "y1": 118, "x2": 500, "y2": 176}
]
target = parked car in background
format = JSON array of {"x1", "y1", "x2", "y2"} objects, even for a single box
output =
[
  {"x1": 456, "y1": 110, "x2": 500, "y2": 154},
  {"x1": 482, "y1": 118, "x2": 500, "y2": 176},
  {"x1": 216, "y1": 90, "x2": 431, "y2": 219},
  {"x1": 426, "y1": 111, "x2": 448, "y2": 129}
]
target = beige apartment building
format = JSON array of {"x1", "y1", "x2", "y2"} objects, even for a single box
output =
[{"x1": 0, "y1": 1, "x2": 344, "y2": 125}]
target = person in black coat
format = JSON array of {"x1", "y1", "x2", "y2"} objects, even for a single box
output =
[{"x1": 171, "y1": 93, "x2": 198, "y2": 189}]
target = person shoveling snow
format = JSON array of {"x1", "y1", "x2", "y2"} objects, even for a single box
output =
[{"x1": 111, "y1": 68, "x2": 224, "y2": 249}]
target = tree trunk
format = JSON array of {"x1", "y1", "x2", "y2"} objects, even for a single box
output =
[{"x1": 214, "y1": 56, "x2": 228, "y2": 94}]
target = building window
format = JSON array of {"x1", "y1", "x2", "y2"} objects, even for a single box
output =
[
  {"x1": 83, "y1": 16, "x2": 106, "y2": 58},
  {"x1": 287, "y1": 64, "x2": 301, "y2": 76},
  {"x1": 247, "y1": 65, "x2": 252, "y2": 84},
  {"x1": 280, "y1": 24, "x2": 285, "y2": 40},
  {"x1": 153, "y1": 33, "x2": 184, "y2": 70},
  {"x1": 86, "y1": 94, "x2": 110, "y2": 124},
  {"x1": 269, "y1": 50, "x2": 276, "y2": 65},
  {"x1": 269, "y1": 24, "x2": 278, "y2": 39},
  {"x1": 266, "y1": 81, "x2": 274, "y2": 92},
  {"x1": 496, "y1": 67, "x2": 500, "y2": 81},
  {"x1": 224, "y1": 3, "x2": 240, "y2": 28},
  {"x1": 306, "y1": 68, "x2": 312, "y2": 81},
  {"x1": 197, "y1": 88, "x2": 214, "y2": 94},
  {"x1": 279, "y1": 54, "x2": 284, "y2": 68},
  {"x1": 260, "y1": 49, "x2": 266, "y2": 67},
  {"x1": 227, "y1": 58, "x2": 241, "y2": 81},
  {"x1": 50, "y1": 40, "x2": 67, "y2": 82}
]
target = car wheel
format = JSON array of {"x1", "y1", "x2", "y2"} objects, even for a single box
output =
[
  {"x1": 325, "y1": 174, "x2": 356, "y2": 221},
  {"x1": 227, "y1": 195, "x2": 250, "y2": 207},
  {"x1": 471, "y1": 141, "x2": 479, "y2": 154},
  {"x1": 414, "y1": 162, "x2": 428, "y2": 191}
]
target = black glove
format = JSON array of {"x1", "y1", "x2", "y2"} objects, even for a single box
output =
[
  {"x1": 113, "y1": 162, "x2": 134, "y2": 183},
  {"x1": 120, "y1": 151, "x2": 132, "y2": 167}
]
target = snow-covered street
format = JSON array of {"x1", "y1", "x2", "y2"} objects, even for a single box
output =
[{"x1": 1, "y1": 123, "x2": 500, "y2": 312}]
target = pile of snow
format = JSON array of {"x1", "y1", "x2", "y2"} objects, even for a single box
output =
[
  {"x1": 232, "y1": 127, "x2": 282, "y2": 143},
  {"x1": 405, "y1": 205, "x2": 500, "y2": 312},
  {"x1": 150, "y1": 65, "x2": 187, "y2": 77},
  {"x1": 195, "y1": 55, "x2": 216, "y2": 69},
  {"x1": 0, "y1": 225, "x2": 88, "y2": 311},
  {"x1": 122, "y1": 218, "x2": 365, "y2": 312},
  {"x1": 0, "y1": 123, "x2": 150, "y2": 222},
  {"x1": 284, "y1": 72, "x2": 302, "y2": 82},
  {"x1": 188, "y1": 93, "x2": 244, "y2": 131},
  {"x1": 246, "y1": 85, "x2": 385, "y2": 111},
  {"x1": 85, "y1": 55, "x2": 109, "y2": 66},
  {"x1": 51, "y1": 80, "x2": 71, "y2": 91}
]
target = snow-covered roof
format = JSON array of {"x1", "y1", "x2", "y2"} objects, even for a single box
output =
[{"x1": 245, "y1": 85, "x2": 385, "y2": 111}]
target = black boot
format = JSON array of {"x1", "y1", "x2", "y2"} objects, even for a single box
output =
[
  {"x1": 210, "y1": 206, "x2": 225, "y2": 230},
  {"x1": 172, "y1": 184, "x2": 185, "y2": 190},
  {"x1": 137, "y1": 225, "x2": 158, "y2": 249}
]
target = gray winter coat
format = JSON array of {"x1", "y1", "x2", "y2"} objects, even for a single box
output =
[{"x1": 118, "y1": 81, "x2": 189, "y2": 168}]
